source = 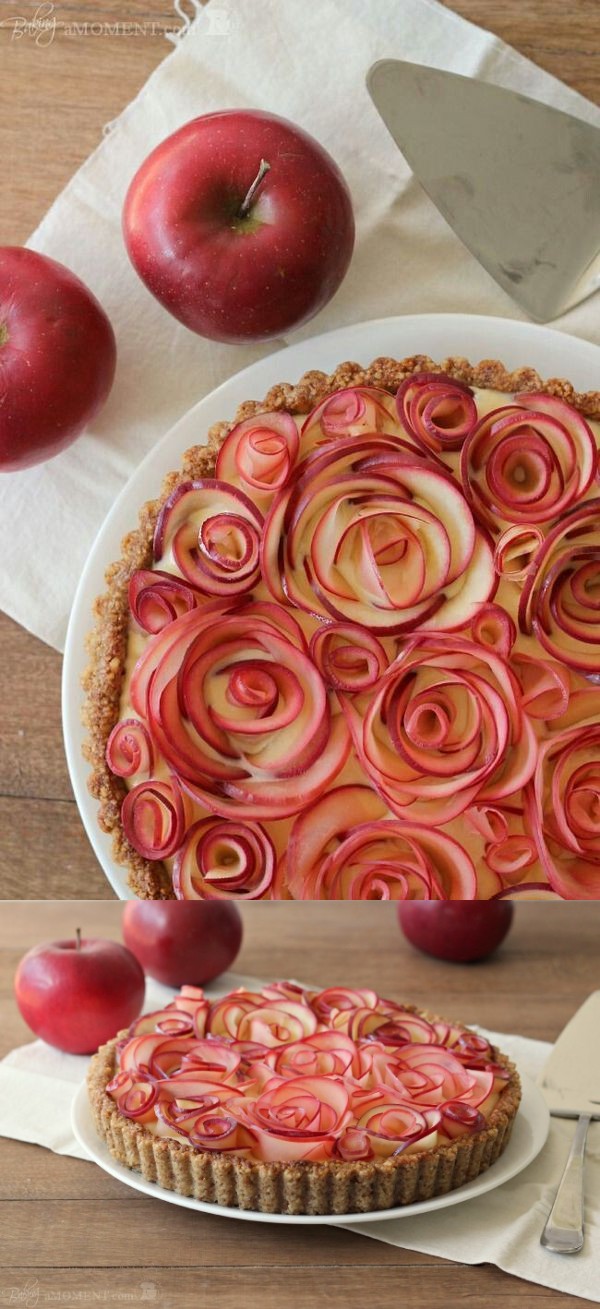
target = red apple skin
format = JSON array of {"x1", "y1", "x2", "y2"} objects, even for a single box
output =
[
  {"x1": 397, "y1": 903, "x2": 514, "y2": 963},
  {"x1": 122, "y1": 901, "x2": 243, "y2": 988},
  {"x1": 123, "y1": 109, "x2": 355, "y2": 343},
  {"x1": 0, "y1": 247, "x2": 117, "y2": 471},
  {"x1": 14, "y1": 938, "x2": 145, "y2": 1055}
]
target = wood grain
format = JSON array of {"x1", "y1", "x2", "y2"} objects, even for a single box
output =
[
  {"x1": 0, "y1": 0, "x2": 598, "y2": 897},
  {"x1": 2, "y1": 900, "x2": 599, "y2": 1304}
]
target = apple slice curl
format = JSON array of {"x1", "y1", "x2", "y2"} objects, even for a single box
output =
[
  {"x1": 461, "y1": 395, "x2": 596, "y2": 529},
  {"x1": 396, "y1": 372, "x2": 478, "y2": 455}
]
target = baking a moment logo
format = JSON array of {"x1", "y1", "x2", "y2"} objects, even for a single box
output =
[
  {"x1": 0, "y1": 2, "x2": 232, "y2": 43},
  {"x1": 0, "y1": 1280, "x2": 158, "y2": 1304}
]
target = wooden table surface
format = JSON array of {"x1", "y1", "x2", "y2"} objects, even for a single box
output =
[
  {"x1": 1, "y1": 899, "x2": 599, "y2": 1306},
  {"x1": 0, "y1": 0, "x2": 599, "y2": 897}
]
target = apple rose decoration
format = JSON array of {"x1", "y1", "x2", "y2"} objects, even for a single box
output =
[
  {"x1": 283, "y1": 785, "x2": 477, "y2": 899},
  {"x1": 228, "y1": 1075, "x2": 353, "y2": 1162},
  {"x1": 173, "y1": 817, "x2": 276, "y2": 900},
  {"x1": 301, "y1": 385, "x2": 401, "y2": 446},
  {"x1": 215, "y1": 411, "x2": 299, "y2": 509},
  {"x1": 128, "y1": 600, "x2": 349, "y2": 823},
  {"x1": 395, "y1": 372, "x2": 478, "y2": 456},
  {"x1": 261, "y1": 427, "x2": 496, "y2": 634},
  {"x1": 105, "y1": 719, "x2": 154, "y2": 779},
  {"x1": 518, "y1": 500, "x2": 600, "y2": 672},
  {"x1": 464, "y1": 803, "x2": 538, "y2": 884},
  {"x1": 154, "y1": 481, "x2": 264, "y2": 599},
  {"x1": 105, "y1": 982, "x2": 511, "y2": 1166},
  {"x1": 357, "y1": 636, "x2": 538, "y2": 826},
  {"x1": 128, "y1": 569, "x2": 202, "y2": 634},
  {"x1": 121, "y1": 777, "x2": 187, "y2": 861},
  {"x1": 527, "y1": 719, "x2": 600, "y2": 898},
  {"x1": 103, "y1": 370, "x2": 600, "y2": 902},
  {"x1": 461, "y1": 394, "x2": 596, "y2": 529}
]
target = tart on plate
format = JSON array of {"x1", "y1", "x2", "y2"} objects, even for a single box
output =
[
  {"x1": 82, "y1": 354, "x2": 600, "y2": 900},
  {"x1": 87, "y1": 980, "x2": 521, "y2": 1215}
]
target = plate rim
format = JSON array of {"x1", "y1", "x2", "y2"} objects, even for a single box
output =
[
  {"x1": 71, "y1": 1069, "x2": 549, "y2": 1225},
  {"x1": 62, "y1": 311, "x2": 600, "y2": 899}
]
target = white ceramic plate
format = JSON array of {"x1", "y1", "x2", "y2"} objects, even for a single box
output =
[
  {"x1": 62, "y1": 313, "x2": 600, "y2": 898},
  {"x1": 71, "y1": 1069, "x2": 549, "y2": 1226}
]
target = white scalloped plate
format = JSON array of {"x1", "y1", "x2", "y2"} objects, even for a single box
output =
[
  {"x1": 72, "y1": 1069, "x2": 549, "y2": 1225},
  {"x1": 62, "y1": 313, "x2": 600, "y2": 898}
]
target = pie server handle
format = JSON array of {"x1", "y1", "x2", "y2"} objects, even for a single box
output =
[{"x1": 541, "y1": 1113, "x2": 591, "y2": 1255}]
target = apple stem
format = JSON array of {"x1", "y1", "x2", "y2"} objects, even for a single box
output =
[
  {"x1": 0, "y1": 323, "x2": 8, "y2": 347},
  {"x1": 76, "y1": 927, "x2": 82, "y2": 952},
  {"x1": 238, "y1": 159, "x2": 270, "y2": 218}
]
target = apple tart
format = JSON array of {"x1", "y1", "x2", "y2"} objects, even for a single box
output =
[
  {"x1": 87, "y1": 980, "x2": 521, "y2": 1215},
  {"x1": 83, "y1": 354, "x2": 600, "y2": 900}
]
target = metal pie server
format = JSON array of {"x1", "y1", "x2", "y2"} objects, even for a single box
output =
[
  {"x1": 537, "y1": 992, "x2": 600, "y2": 1254},
  {"x1": 367, "y1": 60, "x2": 600, "y2": 322}
]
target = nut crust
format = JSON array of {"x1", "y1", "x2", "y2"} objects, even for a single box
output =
[
  {"x1": 87, "y1": 1002, "x2": 522, "y2": 1215},
  {"x1": 81, "y1": 355, "x2": 600, "y2": 899}
]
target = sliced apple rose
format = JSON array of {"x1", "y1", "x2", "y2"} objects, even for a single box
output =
[
  {"x1": 350, "y1": 1096, "x2": 439, "y2": 1159},
  {"x1": 300, "y1": 385, "x2": 402, "y2": 450},
  {"x1": 461, "y1": 394, "x2": 596, "y2": 529},
  {"x1": 493, "y1": 524, "x2": 545, "y2": 581},
  {"x1": 284, "y1": 785, "x2": 477, "y2": 899},
  {"x1": 128, "y1": 568, "x2": 202, "y2": 634},
  {"x1": 103, "y1": 980, "x2": 517, "y2": 1169},
  {"x1": 527, "y1": 719, "x2": 600, "y2": 899},
  {"x1": 173, "y1": 816, "x2": 275, "y2": 900},
  {"x1": 263, "y1": 1031, "x2": 360, "y2": 1079},
  {"x1": 309, "y1": 621, "x2": 389, "y2": 692},
  {"x1": 395, "y1": 372, "x2": 478, "y2": 456},
  {"x1": 236, "y1": 999, "x2": 319, "y2": 1047},
  {"x1": 153, "y1": 480, "x2": 263, "y2": 598},
  {"x1": 121, "y1": 777, "x2": 187, "y2": 861},
  {"x1": 518, "y1": 500, "x2": 600, "y2": 672},
  {"x1": 119, "y1": 600, "x2": 350, "y2": 827},
  {"x1": 227, "y1": 1075, "x2": 352, "y2": 1162},
  {"x1": 359, "y1": 637, "x2": 538, "y2": 825},
  {"x1": 105, "y1": 718, "x2": 154, "y2": 779},
  {"x1": 261, "y1": 438, "x2": 495, "y2": 633},
  {"x1": 105, "y1": 1071, "x2": 159, "y2": 1124},
  {"x1": 215, "y1": 411, "x2": 300, "y2": 509},
  {"x1": 464, "y1": 802, "x2": 538, "y2": 884}
]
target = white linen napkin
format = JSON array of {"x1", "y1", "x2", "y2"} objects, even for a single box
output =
[
  {"x1": 2, "y1": 996, "x2": 599, "y2": 1302},
  {"x1": 2, "y1": 0, "x2": 599, "y2": 650}
]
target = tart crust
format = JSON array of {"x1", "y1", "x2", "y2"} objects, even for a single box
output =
[
  {"x1": 82, "y1": 354, "x2": 600, "y2": 899},
  {"x1": 87, "y1": 1003, "x2": 522, "y2": 1215}
]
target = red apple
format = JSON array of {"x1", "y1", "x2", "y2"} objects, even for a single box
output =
[
  {"x1": 122, "y1": 901, "x2": 243, "y2": 988},
  {"x1": 14, "y1": 930, "x2": 145, "y2": 1054},
  {"x1": 397, "y1": 902, "x2": 514, "y2": 963},
  {"x1": 0, "y1": 247, "x2": 117, "y2": 471},
  {"x1": 123, "y1": 109, "x2": 355, "y2": 343}
]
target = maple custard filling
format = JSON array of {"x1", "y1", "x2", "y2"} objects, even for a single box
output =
[
  {"x1": 103, "y1": 375, "x2": 600, "y2": 901},
  {"x1": 103, "y1": 983, "x2": 512, "y2": 1164}
]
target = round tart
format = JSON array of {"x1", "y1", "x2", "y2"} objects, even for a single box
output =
[
  {"x1": 87, "y1": 980, "x2": 521, "y2": 1215},
  {"x1": 83, "y1": 354, "x2": 600, "y2": 900}
]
